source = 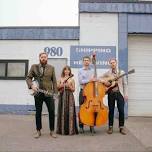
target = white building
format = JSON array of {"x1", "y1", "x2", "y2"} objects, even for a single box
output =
[{"x1": 0, "y1": 0, "x2": 152, "y2": 116}]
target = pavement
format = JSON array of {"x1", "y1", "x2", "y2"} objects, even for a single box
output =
[{"x1": 0, "y1": 114, "x2": 152, "y2": 152}]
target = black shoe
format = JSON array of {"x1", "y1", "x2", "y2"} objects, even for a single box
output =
[
  {"x1": 107, "y1": 127, "x2": 113, "y2": 134},
  {"x1": 79, "y1": 128, "x2": 84, "y2": 134},
  {"x1": 119, "y1": 127, "x2": 126, "y2": 135}
]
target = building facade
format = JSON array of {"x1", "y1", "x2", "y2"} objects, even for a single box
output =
[{"x1": 0, "y1": 0, "x2": 152, "y2": 116}]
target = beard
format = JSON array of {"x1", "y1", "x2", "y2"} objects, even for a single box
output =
[{"x1": 40, "y1": 59, "x2": 47, "y2": 65}]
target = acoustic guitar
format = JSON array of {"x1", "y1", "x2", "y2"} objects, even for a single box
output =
[{"x1": 105, "y1": 69, "x2": 135, "y2": 93}]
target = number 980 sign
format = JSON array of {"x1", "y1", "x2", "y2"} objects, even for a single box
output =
[{"x1": 44, "y1": 47, "x2": 63, "y2": 56}]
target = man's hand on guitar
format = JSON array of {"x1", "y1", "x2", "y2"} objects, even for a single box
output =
[
  {"x1": 102, "y1": 79, "x2": 112, "y2": 87},
  {"x1": 105, "y1": 81, "x2": 112, "y2": 87},
  {"x1": 97, "y1": 78, "x2": 112, "y2": 87}
]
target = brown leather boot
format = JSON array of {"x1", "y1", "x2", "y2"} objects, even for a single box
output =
[
  {"x1": 120, "y1": 127, "x2": 126, "y2": 135},
  {"x1": 107, "y1": 127, "x2": 113, "y2": 134}
]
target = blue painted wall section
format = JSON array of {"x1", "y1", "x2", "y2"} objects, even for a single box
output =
[
  {"x1": 0, "y1": 27, "x2": 80, "y2": 40},
  {"x1": 117, "y1": 14, "x2": 152, "y2": 73},
  {"x1": 118, "y1": 13, "x2": 128, "y2": 72},
  {"x1": 128, "y1": 14, "x2": 152, "y2": 33},
  {"x1": 80, "y1": 2, "x2": 152, "y2": 13},
  {"x1": 0, "y1": 104, "x2": 35, "y2": 115}
]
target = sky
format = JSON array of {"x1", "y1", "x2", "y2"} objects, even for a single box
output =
[
  {"x1": 1, "y1": 0, "x2": 152, "y2": 26},
  {"x1": 0, "y1": 0, "x2": 79, "y2": 26}
]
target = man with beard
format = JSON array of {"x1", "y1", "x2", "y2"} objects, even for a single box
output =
[{"x1": 26, "y1": 52, "x2": 58, "y2": 138}]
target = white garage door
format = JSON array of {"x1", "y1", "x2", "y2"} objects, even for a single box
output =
[{"x1": 128, "y1": 35, "x2": 152, "y2": 116}]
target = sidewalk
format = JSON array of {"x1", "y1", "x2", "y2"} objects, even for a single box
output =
[{"x1": 0, "y1": 114, "x2": 152, "y2": 152}]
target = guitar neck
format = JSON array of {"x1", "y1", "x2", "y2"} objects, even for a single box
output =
[
  {"x1": 113, "y1": 73, "x2": 126, "y2": 81},
  {"x1": 112, "y1": 69, "x2": 135, "y2": 82}
]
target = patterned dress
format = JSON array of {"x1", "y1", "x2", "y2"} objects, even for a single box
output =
[{"x1": 56, "y1": 78, "x2": 78, "y2": 135}]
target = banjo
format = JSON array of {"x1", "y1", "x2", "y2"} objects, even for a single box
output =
[{"x1": 29, "y1": 80, "x2": 54, "y2": 97}]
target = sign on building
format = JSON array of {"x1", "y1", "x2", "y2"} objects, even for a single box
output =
[{"x1": 70, "y1": 46, "x2": 116, "y2": 68}]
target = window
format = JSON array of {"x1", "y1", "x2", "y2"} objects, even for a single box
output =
[{"x1": 0, "y1": 60, "x2": 28, "y2": 80}]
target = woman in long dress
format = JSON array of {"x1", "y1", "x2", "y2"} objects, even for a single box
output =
[{"x1": 56, "y1": 66, "x2": 78, "y2": 135}]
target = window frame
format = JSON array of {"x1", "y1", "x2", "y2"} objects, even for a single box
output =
[{"x1": 0, "y1": 60, "x2": 29, "y2": 80}]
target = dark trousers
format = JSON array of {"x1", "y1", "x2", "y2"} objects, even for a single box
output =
[
  {"x1": 108, "y1": 91, "x2": 125, "y2": 127},
  {"x1": 34, "y1": 93, "x2": 55, "y2": 131},
  {"x1": 79, "y1": 89, "x2": 84, "y2": 128}
]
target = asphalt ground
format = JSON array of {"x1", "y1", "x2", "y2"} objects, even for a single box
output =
[{"x1": 0, "y1": 114, "x2": 152, "y2": 152}]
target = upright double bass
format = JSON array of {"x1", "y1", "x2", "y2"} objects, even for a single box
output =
[{"x1": 79, "y1": 53, "x2": 108, "y2": 126}]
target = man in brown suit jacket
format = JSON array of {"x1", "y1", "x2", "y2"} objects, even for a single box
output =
[{"x1": 26, "y1": 52, "x2": 58, "y2": 138}]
